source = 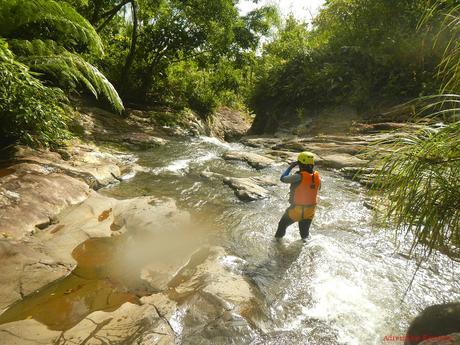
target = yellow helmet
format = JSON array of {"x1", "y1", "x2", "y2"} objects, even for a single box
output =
[{"x1": 297, "y1": 151, "x2": 315, "y2": 165}]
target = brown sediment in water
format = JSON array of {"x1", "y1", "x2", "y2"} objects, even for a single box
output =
[{"x1": 0, "y1": 236, "x2": 145, "y2": 331}]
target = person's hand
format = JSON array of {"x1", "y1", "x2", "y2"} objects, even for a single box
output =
[{"x1": 289, "y1": 161, "x2": 298, "y2": 168}]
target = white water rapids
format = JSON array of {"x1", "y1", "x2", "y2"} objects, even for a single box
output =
[{"x1": 103, "y1": 136, "x2": 460, "y2": 345}]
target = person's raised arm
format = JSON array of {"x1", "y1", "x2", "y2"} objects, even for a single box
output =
[{"x1": 280, "y1": 161, "x2": 301, "y2": 183}]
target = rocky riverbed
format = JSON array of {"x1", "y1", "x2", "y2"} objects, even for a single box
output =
[{"x1": 0, "y1": 106, "x2": 458, "y2": 345}]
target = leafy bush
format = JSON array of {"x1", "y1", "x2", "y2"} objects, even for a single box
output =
[
  {"x1": 368, "y1": 2, "x2": 460, "y2": 260},
  {"x1": 250, "y1": 0, "x2": 446, "y2": 132},
  {"x1": 0, "y1": 40, "x2": 69, "y2": 147}
]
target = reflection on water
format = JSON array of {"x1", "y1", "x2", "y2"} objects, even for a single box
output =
[
  {"x1": 1, "y1": 136, "x2": 459, "y2": 344},
  {"x1": 0, "y1": 236, "x2": 141, "y2": 331},
  {"x1": 100, "y1": 136, "x2": 459, "y2": 345}
]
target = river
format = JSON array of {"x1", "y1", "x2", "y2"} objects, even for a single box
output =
[{"x1": 97, "y1": 135, "x2": 460, "y2": 345}]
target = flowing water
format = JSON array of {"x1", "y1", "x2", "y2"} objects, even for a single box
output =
[
  {"x1": 100, "y1": 136, "x2": 460, "y2": 345},
  {"x1": 1, "y1": 135, "x2": 458, "y2": 344}
]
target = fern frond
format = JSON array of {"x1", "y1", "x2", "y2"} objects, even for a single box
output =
[
  {"x1": 9, "y1": 39, "x2": 124, "y2": 114},
  {"x1": 0, "y1": 0, "x2": 103, "y2": 55}
]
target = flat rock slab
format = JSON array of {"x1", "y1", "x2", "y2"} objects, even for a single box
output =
[
  {"x1": 223, "y1": 176, "x2": 273, "y2": 201},
  {"x1": 222, "y1": 151, "x2": 275, "y2": 169},
  {"x1": 201, "y1": 171, "x2": 277, "y2": 201},
  {"x1": 320, "y1": 153, "x2": 368, "y2": 169},
  {"x1": 241, "y1": 137, "x2": 282, "y2": 148},
  {"x1": 265, "y1": 150, "x2": 322, "y2": 165},
  {"x1": 0, "y1": 164, "x2": 90, "y2": 239}
]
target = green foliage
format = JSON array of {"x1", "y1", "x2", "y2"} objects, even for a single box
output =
[
  {"x1": 9, "y1": 39, "x2": 124, "y2": 114},
  {"x1": 91, "y1": 0, "x2": 277, "y2": 115},
  {"x1": 0, "y1": 0, "x2": 123, "y2": 114},
  {"x1": 0, "y1": 40, "x2": 70, "y2": 147},
  {"x1": 368, "y1": 2, "x2": 460, "y2": 260},
  {"x1": 370, "y1": 123, "x2": 460, "y2": 259},
  {"x1": 0, "y1": 0, "x2": 103, "y2": 54},
  {"x1": 250, "y1": 0, "x2": 446, "y2": 133},
  {"x1": 166, "y1": 58, "x2": 250, "y2": 117}
]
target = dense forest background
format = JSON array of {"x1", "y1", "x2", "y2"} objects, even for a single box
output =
[{"x1": 1, "y1": 0, "x2": 458, "y2": 146}]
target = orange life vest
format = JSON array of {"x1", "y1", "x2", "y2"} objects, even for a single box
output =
[{"x1": 290, "y1": 171, "x2": 320, "y2": 206}]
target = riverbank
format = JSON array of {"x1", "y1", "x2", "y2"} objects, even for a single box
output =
[{"x1": 0, "y1": 105, "x2": 457, "y2": 344}]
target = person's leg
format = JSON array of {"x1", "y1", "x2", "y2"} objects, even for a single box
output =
[
  {"x1": 275, "y1": 213, "x2": 295, "y2": 238},
  {"x1": 299, "y1": 219, "x2": 312, "y2": 239}
]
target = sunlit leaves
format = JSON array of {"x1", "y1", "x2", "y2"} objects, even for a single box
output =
[{"x1": 0, "y1": 40, "x2": 70, "y2": 147}]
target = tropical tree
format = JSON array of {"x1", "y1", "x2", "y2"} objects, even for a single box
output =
[{"x1": 0, "y1": 0, "x2": 123, "y2": 113}]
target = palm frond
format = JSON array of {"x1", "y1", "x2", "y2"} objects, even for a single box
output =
[
  {"x1": 369, "y1": 123, "x2": 460, "y2": 260},
  {"x1": 0, "y1": 0, "x2": 103, "y2": 55},
  {"x1": 9, "y1": 39, "x2": 124, "y2": 114},
  {"x1": 366, "y1": 2, "x2": 460, "y2": 260},
  {"x1": 421, "y1": 2, "x2": 460, "y2": 93}
]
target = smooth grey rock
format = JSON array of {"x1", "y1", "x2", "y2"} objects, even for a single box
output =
[{"x1": 223, "y1": 151, "x2": 275, "y2": 169}]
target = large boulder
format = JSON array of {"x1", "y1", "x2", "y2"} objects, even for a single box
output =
[
  {"x1": 405, "y1": 302, "x2": 460, "y2": 345},
  {"x1": 222, "y1": 151, "x2": 275, "y2": 169},
  {"x1": 223, "y1": 176, "x2": 276, "y2": 201},
  {"x1": 208, "y1": 107, "x2": 251, "y2": 141}
]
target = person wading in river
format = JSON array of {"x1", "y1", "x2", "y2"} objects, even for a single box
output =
[{"x1": 275, "y1": 151, "x2": 321, "y2": 241}]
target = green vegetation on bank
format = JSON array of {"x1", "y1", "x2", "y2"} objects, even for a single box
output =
[
  {"x1": 0, "y1": 40, "x2": 70, "y2": 147},
  {"x1": 369, "y1": 2, "x2": 460, "y2": 260},
  {"x1": 0, "y1": 0, "x2": 277, "y2": 146},
  {"x1": 0, "y1": 0, "x2": 458, "y2": 258},
  {"x1": 250, "y1": 0, "x2": 454, "y2": 132}
]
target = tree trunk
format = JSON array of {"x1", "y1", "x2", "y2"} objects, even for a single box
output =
[
  {"x1": 96, "y1": 0, "x2": 131, "y2": 32},
  {"x1": 119, "y1": 0, "x2": 138, "y2": 95}
]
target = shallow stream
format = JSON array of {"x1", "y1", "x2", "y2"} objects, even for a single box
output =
[
  {"x1": 101, "y1": 136, "x2": 460, "y2": 345},
  {"x1": 1, "y1": 136, "x2": 459, "y2": 344}
]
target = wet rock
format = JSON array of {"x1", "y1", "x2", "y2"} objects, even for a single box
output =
[
  {"x1": 356, "y1": 122, "x2": 425, "y2": 133},
  {"x1": 272, "y1": 140, "x2": 307, "y2": 152},
  {"x1": 320, "y1": 153, "x2": 368, "y2": 169},
  {"x1": 40, "y1": 193, "x2": 190, "y2": 266},
  {"x1": 0, "y1": 246, "x2": 259, "y2": 345},
  {"x1": 0, "y1": 142, "x2": 140, "y2": 239},
  {"x1": 0, "y1": 241, "x2": 71, "y2": 309},
  {"x1": 265, "y1": 150, "x2": 299, "y2": 162},
  {"x1": 405, "y1": 302, "x2": 460, "y2": 345},
  {"x1": 12, "y1": 145, "x2": 123, "y2": 187},
  {"x1": 200, "y1": 171, "x2": 224, "y2": 180},
  {"x1": 0, "y1": 165, "x2": 90, "y2": 239},
  {"x1": 241, "y1": 137, "x2": 282, "y2": 149},
  {"x1": 223, "y1": 151, "x2": 275, "y2": 169},
  {"x1": 0, "y1": 294, "x2": 175, "y2": 345},
  {"x1": 168, "y1": 247, "x2": 260, "y2": 343},
  {"x1": 223, "y1": 176, "x2": 275, "y2": 201},
  {"x1": 208, "y1": 107, "x2": 251, "y2": 141},
  {"x1": 201, "y1": 169, "x2": 277, "y2": 202}
]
